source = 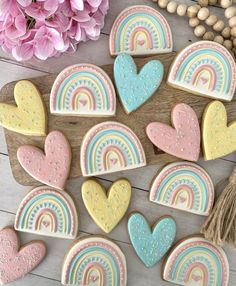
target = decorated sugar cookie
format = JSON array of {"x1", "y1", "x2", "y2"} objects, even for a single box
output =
[
  {"x1": 0, "y1": 227, "x2": 46, "y2": 285},
  {"x1": 168, "y1": 41, "x2": 236, "y2": 101},
  {"x1": 163, "y1": 236, "x2": 229, "y2": 286},
  {"x1": 61, "y1": 236, "x2": 127, "y2": 285},
  {"x1": 150, "y1": 162, "x2": 214, "y2": 216},
  {"x1": 80, "y1": 121, "x2": 146, "y2": 176},
  {"x1": 202, "y1": 100, "x2": 236, "y2": 160},
  {"x1": 15, "y1": 186, "x2": 78, "y2": 239},
  {"x1": 17, "y1": 130, "x2": 71, "y2": 190},
  {"x1": 50, "y1": 64, "x2": 116, "y2": 116},
  {"x1": 128, "y1": 213, "x2": 176, "y2": 268},
  {"x1": 0, "y1": 80, "x2": 47, "y2": 136},
  {"x1": 82, "y1": 179, "x2": 132, "y2": 233},
  {"x1": 109, "y1": 5, "x2": 173, "y2": 56},
  {"x1": 114, "y1": 53, "x2": 164, "y2": 113},
  {"x1": 146, "y1": 103, "x2": 200, "y2": 161}
]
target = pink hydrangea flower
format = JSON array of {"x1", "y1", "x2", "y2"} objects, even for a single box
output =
[{"x1": 0, "y1": 0, "x2": 109, "y2": 61}]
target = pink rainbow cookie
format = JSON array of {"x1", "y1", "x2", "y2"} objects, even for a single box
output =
[
  {"x1": 146, "y1": 103, "x2": 200, "y2": 161},
  {"x1": 150, "y1": 162, "x2": 214, "y2": 216},
  {"x1": 0, "y1": 227, "x2": 46, "y2": 285},
  {"x1": 50, "y1": 64, "x2": 116, "y2": 116},
  {"x1": 17, "y1": 130, "x2": 71, "y2": 190},
  {"x1": 109, "y1": 5, "x2": 173, "y2": 56},
  {"x1": 168, "y1": 41, "x2": 236, "y2": 101}
]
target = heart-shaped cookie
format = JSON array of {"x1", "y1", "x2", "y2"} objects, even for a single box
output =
[
  {"x1": 0, "y1": 227, "x2": 46, "y2": 285},
  {"x1": 202, "y1": 100, "x2": 236, "y2": 160},
  {"x1": 128, "y1": 213, "x2": 176, "y2": 268},
  {"x1": 146, "y1": 103, "x2": 200, "y2": 161},
  {"x1": 0, "y1": 80, "x2": 47, "y2": 136},
  {"x1": 82, "y1": 179, "x2": 132, "y2": 233},
  {"x1": 114, "y1": 53, "x2": 164, "y2": 113},
  {"x1": 17, "y1": 131, "x2": 71, "y2": 190}
]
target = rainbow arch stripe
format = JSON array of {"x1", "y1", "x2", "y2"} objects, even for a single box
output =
[
  {"x1": 50, "y1": 64, "x2": 116, "y2": 116},
  {"x1": 163, "y1": 236, "x2": 229, "y2": 286},
  {"x1": 80, "y1": 121, "x2": 146, "y2": 176},
  {"x1": 149, "y1": 162, "x2": 214, "y2": 216},
  {"x1": 61, "y1": 236, "x2": 127, "y2": 286},
  {"x1": 109, "y1": 5, "x2": 173, "y2": 56},
  {"x1": 168, "y1": 41, "x2": 236, "y2": 101},
  {"x1": 14, "y1": 186, "x2": 78, "y2": 239}
]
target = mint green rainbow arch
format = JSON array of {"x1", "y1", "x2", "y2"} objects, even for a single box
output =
[{"x1": 14, "y1": 186, "x2": 78, "y2": 239}]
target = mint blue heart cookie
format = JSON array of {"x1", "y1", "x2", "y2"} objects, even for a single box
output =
[
  {"x1": 114, "y1": 53, "x2": 164, "y2": 114},
  {"x1": 128, "y1": 212, "x2": 176, "y2": 268}
]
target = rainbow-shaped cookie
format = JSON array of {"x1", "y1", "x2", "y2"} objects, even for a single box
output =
[
  {"x1": 61, "y1": 236, "x2": 127, "y2": 285},
  {"x1": 50, "y1": 64, "x2": 116, "y2": 116},
  {"x1": 109, "y1": 5, "x2": 173, "y2": 56},
  {"x1": 80, "y1": 121, "x2": 146, "y2": 176},
  {"x1": 163, "y1": 236, "x2": 229, "y2": 286},
  {"x1": 15, "y1": 186, "x2": 79, "y2": 239},
  {"x1": 149, "y1": 162, "x2": 214, "y2": 216},
  {"x1": 168, "y1": 41, "x2": 236, "y2": 101}
]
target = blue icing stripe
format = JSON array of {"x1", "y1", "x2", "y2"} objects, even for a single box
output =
[
  {"x1": 69, "y1": 247, "x2": 120, "y2": 285},
  {"x1": 115, "y1": 13, "x2": 166, "y2": 52}
]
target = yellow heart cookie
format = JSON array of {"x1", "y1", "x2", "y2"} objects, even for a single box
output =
[
  {"x1": 202, "y1": 100, "x2": 236, "y2": 160},
  {"x1": 82, "y1": 179, "x2": 132, "y2": 233},
  {"x1": 0, "y1": 80, "x2": 47, "y2": 136}
]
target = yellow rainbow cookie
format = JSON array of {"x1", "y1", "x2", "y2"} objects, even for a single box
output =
[
  {"x1": 202, "y1": 100, "x2": 236, "y2": 160},
  {"x1": 0, "y1": 80, "x2": 47, "y2": 136},
  {"x1": 82, "y1": 179, "x2": 132, "y2": 233}
]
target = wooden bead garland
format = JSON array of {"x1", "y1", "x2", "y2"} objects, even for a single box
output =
[{"x1": 152, "y1": 0, "x2": 236, "y2": 56}]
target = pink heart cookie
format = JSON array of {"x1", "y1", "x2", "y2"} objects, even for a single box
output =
[
  {"x1": 17, "y1": 131, "x2": 72, "y2": 190},
  {"x1": 146, "y1": 103, "x2": 200, "y2": 161},
  {"x1": 0, "y1": 228, "x2": 46, "y2": 285}
]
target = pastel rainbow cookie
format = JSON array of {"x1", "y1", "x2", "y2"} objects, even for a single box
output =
[
  {"x1": 163, "y1": 236, "x2": 229, "y2": 286},
  {"x1": 109, "y1": 5, "x2": 173, "y2": 56},
  {"x1": 61, "y1": 236, "x2": 127, "y2": 285},
  {"x1": 150, "y1": 162, "x2": 214, "y2": 216},
  {"x1": 15, "y1": 186, "x2": 79, "y2": 239},
  {"x1": 50, "y1": 64, "x2": 116, "y2": 116},
  {"x1": 80, "y1": 121, "x2": 146, "y2": 176},
  {"x1": 168, "y1": 41, "x2": 236, "y2": 101}
]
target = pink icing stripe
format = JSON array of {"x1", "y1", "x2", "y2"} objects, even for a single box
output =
[
  {"x1": 191, "y1": 65, "x2": 217, "y2": 91},
  {"x1": 169, "y1": 185, "x2": 194, "y2": 209},
  {"x1": 101, "y1": 146, "x2": 126, "y2": 170},
  {"x1": 110, "y1": 6, "x2": 171, "y2": 53},
  {"x1": 184, "y1": 262, "x2": 208, "y2": 285},
  {"x1": 35, "y1": 208, "x2": 58, "y2": 232},
  {"x1": 129, "y1": 26, "x2": 153, "y2": 51},
  {"x1": 70, "y1": 87, "x2": 96, "y2": 111},
  {"x1": 82, "y1": 263, "x2": 105, "y2": 286}
]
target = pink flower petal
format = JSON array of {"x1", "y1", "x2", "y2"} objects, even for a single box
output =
[
  {"x1": 17, "y1": 0, "x2": 32, "y2": 7},
  {"x1": 87, "y1": 0, "x2": 102, "y2": 8},
  {"x1": 25, "y1": 2, "x2": 52, "y2": 19},
  {"x1": 12, "y1": 43, "x2": 34, "y2": 61},
  {"x1": 35, "y1": 38, "x2": 55, "y2": 60},
  {"x1": 44, "y1": 0, "x2": 59, "y2": 12},
  {"x1": 15, "y1": 15, "x2": 26, "y2": 33},
  {"x1": 70, "y1": 0, "x2": 84, "y2": 11}
]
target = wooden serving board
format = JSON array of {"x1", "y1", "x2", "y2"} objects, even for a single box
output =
[{"x1": 1, "y1": 53, "x2": 236, "y2": 186}]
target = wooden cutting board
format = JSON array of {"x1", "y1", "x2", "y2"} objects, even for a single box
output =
[{"x1": 1, "y1": 52, "x2": 236, "y2": 186}]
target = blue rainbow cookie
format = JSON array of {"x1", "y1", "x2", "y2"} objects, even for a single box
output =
[
  {"x1": 168, "y1": 41, "x2": 236, "y2": 101},
  {"x1": 15, "y1": 186, "x2": 79, "y2": 239},
  {"x1": 61, "y1": 236, "x2": 127, "y2": 285},
  {"x1": 114, "y1": 53, "x2": 164, "y2": 113},
  {"x1": 150, "y1": 162, "x2": 214, "y2": 216},
  {"x1": 163, "y1": 236, "x2": 229, "y2": 286},
  {"x1": 80, "y1": 121, "x2": 146, "y2": 176},
  {"x1": 128, "y1": 212, "x2": 176, "y2": 268},
  {"x1": 50, "y1": 64, "x2": 116, "y2": 116},
  {"x1": 110, "y1": 5, "x2": 173, "y2": 56}
]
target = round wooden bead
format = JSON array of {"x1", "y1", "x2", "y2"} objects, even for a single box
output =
[
  {"x1": 223, "y1": 39, "x2": 233, "y2": 49},
  {"x1": 158, "y1": 0, "x2": 169, "y2": 8},
  {"x1": 222, "y1": 27, "x2": 231, "y2": 38},
  {"x1": 231, "y1": 26, "x2": 236, "y2": 36},
  {"x1": 220, "y1": 0, "x2": 233, "y2": 8},
  {"x1": 225, "y1": 6, "x2": 236, "y2": 18},
  {"x1": 203, "y1": 31, "x2": 215, "y2": 40},
  {"x1": 189, "y1": 17, "x2": 200, "y2": 27},
  {"x1": 198, "y1": 7, "x2": 210, "y2": 20},
  {"x1": 233, "y1": 38, "x2": 236, "y2": 47},
  {"x1": 229, "y1": 16, "x2": 236, "y2": 27},
  {"x1": 167, "y1": 1, "x2": 177, "y2": 13},
  {"x1": 214, "y1": 35, "x2": 224, "y2": 44},
  {"x1": 213, "y1": 20, "x2": 225, "y2": 32},
  {"x1": 209, "y1": 0, "x2": 217, "y2": 4},
  {"x1": 198, "y1": 0, "x2": 209, "y2": 6},
  {"x1": 194, "y1": 25, "x2": 206, "y2": 37},
  {"x1": 177, "y1": 4, "x2": 187, "y2": 16},
  {"x1": 187, "y1": 5, "x2": 200, "y2": 18},
  {"x1": 205, "y1": 14, "x2": 218, "y2": 26}
]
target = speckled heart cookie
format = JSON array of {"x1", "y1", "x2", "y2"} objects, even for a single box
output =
[
  {"x1": 82, "y1": 179, "x2": 132, "y2": 233},
  {"x1": 0, "y1": 80, "x2": 47, "y2": 136},
  {"x1": 0, "y1": 227, "x2": 46, "y2": 285},
  {"x1": 202, "y1": 100, "x2": 236, "y2": 160},
  {"x1": 146, "y1": 103, "x2": 200, "y2": 161},
  {"x1": 17, "y1": 130, "x2": 71, "y2": 190},
  {"x1": 114, "y1": 53, "x2": 164, "y2": 113},
  {"x1": 128, "y1": 212, "x2": 176, "y2": 268}
]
